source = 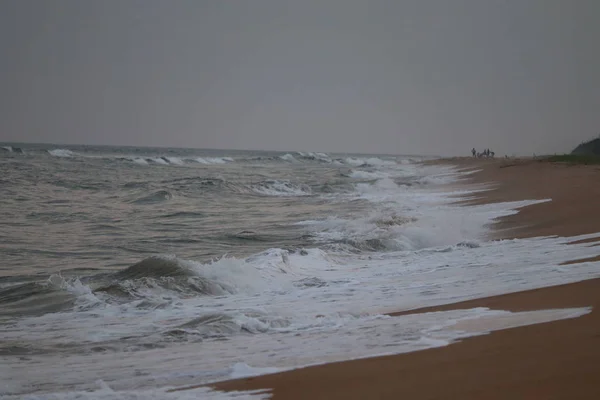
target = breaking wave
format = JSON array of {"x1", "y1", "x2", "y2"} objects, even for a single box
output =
[
  {"x1": 0, "y1": 251, "x2": 296, "y2": 317},
  {"x1": 131, "y1": 157, "x2": 149, "y2": 165},
  {"x1": 0, "y1": 280, "x2": 76, "y2": 316},
  {"x1": 1, "y1": 145, "x2": 24, "y2": 153},
  {"x1": 318, "y1": 223, "x2": 417, "y2": 252},
  {"x1": 195, "y1": 157, "x2": 234, "y2": 164},
  {"x1": 48, "y1": 149, "x2": 76, "y2": 157},
  {"x1": 119, "y1": 156, "x2": 235, "y2": 166},
  {"x1": 155, "y1": 157, "x2": 172, "y2": 165},
  {"x1": 295, "y1": 151, "x2": 332, "y2": 163},
  {"x1": 0, "y1": 274, "x2": 99, "y2": 317},
  {"x1": 280, "y1": 153, "x2": 299, "y2": 162},
  {"x1": 103, "y1": 253, "x2": 291, "y2": 299},
  {"x1": 23, "y1": 147, "x2": 403, "y2": 172},
  {"x1": 164, "y1": 157, "x2": 185, "y2": 165}
]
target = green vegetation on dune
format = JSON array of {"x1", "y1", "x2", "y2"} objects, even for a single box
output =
[
  {"x1": 540, "y1": 136, "x2": 600, "y2": 164},
  {"x1": 545, "y1": 154, "x2": 600, "y2": 165},
  {"x1": 571, "y1": 137, "x2": 600, "y2": 156}
]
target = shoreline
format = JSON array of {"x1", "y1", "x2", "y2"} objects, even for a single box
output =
[
  {"x1": 207, "y1": 158, "x2": 600, "y2": 399},
  {"x1": 440, "y1": 157, "x2": 600, "y2": 239},
  {"x1": 212, "y1": 279, "x2": 600, "y2": 399}
]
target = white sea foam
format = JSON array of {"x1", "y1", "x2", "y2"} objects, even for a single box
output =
[
  {"x1": 279, "y1": 153, "x2": 298, "y2": 162},
  {"x1": 195, "y1": 157, "x2": 233, "y2": 164},
  {"x1": 48, "y1": 149, "x2": 75, "y2": 157},
  {"x1": 295, "y1": 152, "x2": 332, "y2": 163},
  {"x1": 348, "y1": 170, "x2": 390, "y2": 180},
  {"x1": 2, "y1": 305, "x2": 592, "y2": 396},
  {"x1": 229, "y1": 363, "x2": 281, "y2": 380},
  {"x1": 447, "y1": 307, "x2": 591, "y2": 333},
  {"x1": 131, "y1": 157, "x2": 149, "y2": 165},
  {"x1": 416, "y1": 173, "x2": 461, "y2": 185},
  {"x1": 165, "y1": 157, "x2": 185, "y2": 165},
  {"x1": 0, "y1": 382, "x2": 271, "y2": 399}
]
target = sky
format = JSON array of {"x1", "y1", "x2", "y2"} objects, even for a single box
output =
[{"x1": 0, "y1": 0, "x2": 598, "y2": 156}]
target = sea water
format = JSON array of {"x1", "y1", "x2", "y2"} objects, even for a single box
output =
[{"x1": 1, "y1": 144, "x2": 598, "y2": 399}]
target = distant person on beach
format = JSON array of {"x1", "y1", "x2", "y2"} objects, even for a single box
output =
[{"x1": 472, "y1": 148, "x2": 476, "y2": 157}]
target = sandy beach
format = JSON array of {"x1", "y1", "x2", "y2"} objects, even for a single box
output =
[{"x1": 207, "y1": 158, "x2": 600, "y2": 399}]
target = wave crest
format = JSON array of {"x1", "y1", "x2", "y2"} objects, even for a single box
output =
[
  {"x1": 48, "y1": 149, "x2": 76, "y2": 157},
  {"x1": 296, "y1": 151, "x2": 332, "y2": 163},
  {"x1": 1, "y1": 146, "x2": 21, "y2": 153},
  {"x1": 195, "y1": 157, "x2": 233, "y2": 164},
  {"x1": 280, "y1": 153, "x2": 299, "y2": 162}
]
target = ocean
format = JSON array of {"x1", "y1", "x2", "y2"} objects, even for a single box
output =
[{"x1": 1, "y1": 144, "x2": 599, "y2": 399}]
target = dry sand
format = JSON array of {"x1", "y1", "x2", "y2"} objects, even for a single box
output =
[{"x1": 206, "y1": 158, "x2": 600, "y2": 399}]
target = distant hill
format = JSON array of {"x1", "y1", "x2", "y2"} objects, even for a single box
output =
[{"x1": 571, "y1": 137, "x2": 600, "y2": 156}]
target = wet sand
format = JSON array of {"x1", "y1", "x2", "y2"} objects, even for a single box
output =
[
  {"x1": 448, "y1": 157, "x2": 600, "y2": 239},
  {"x1": 208, "y1": 158, "x2": 600, "y2": 399}
]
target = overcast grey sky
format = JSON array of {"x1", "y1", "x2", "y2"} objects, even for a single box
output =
[{"x1": 1, "y1": 1, "x2": 598, "y2": 156}]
